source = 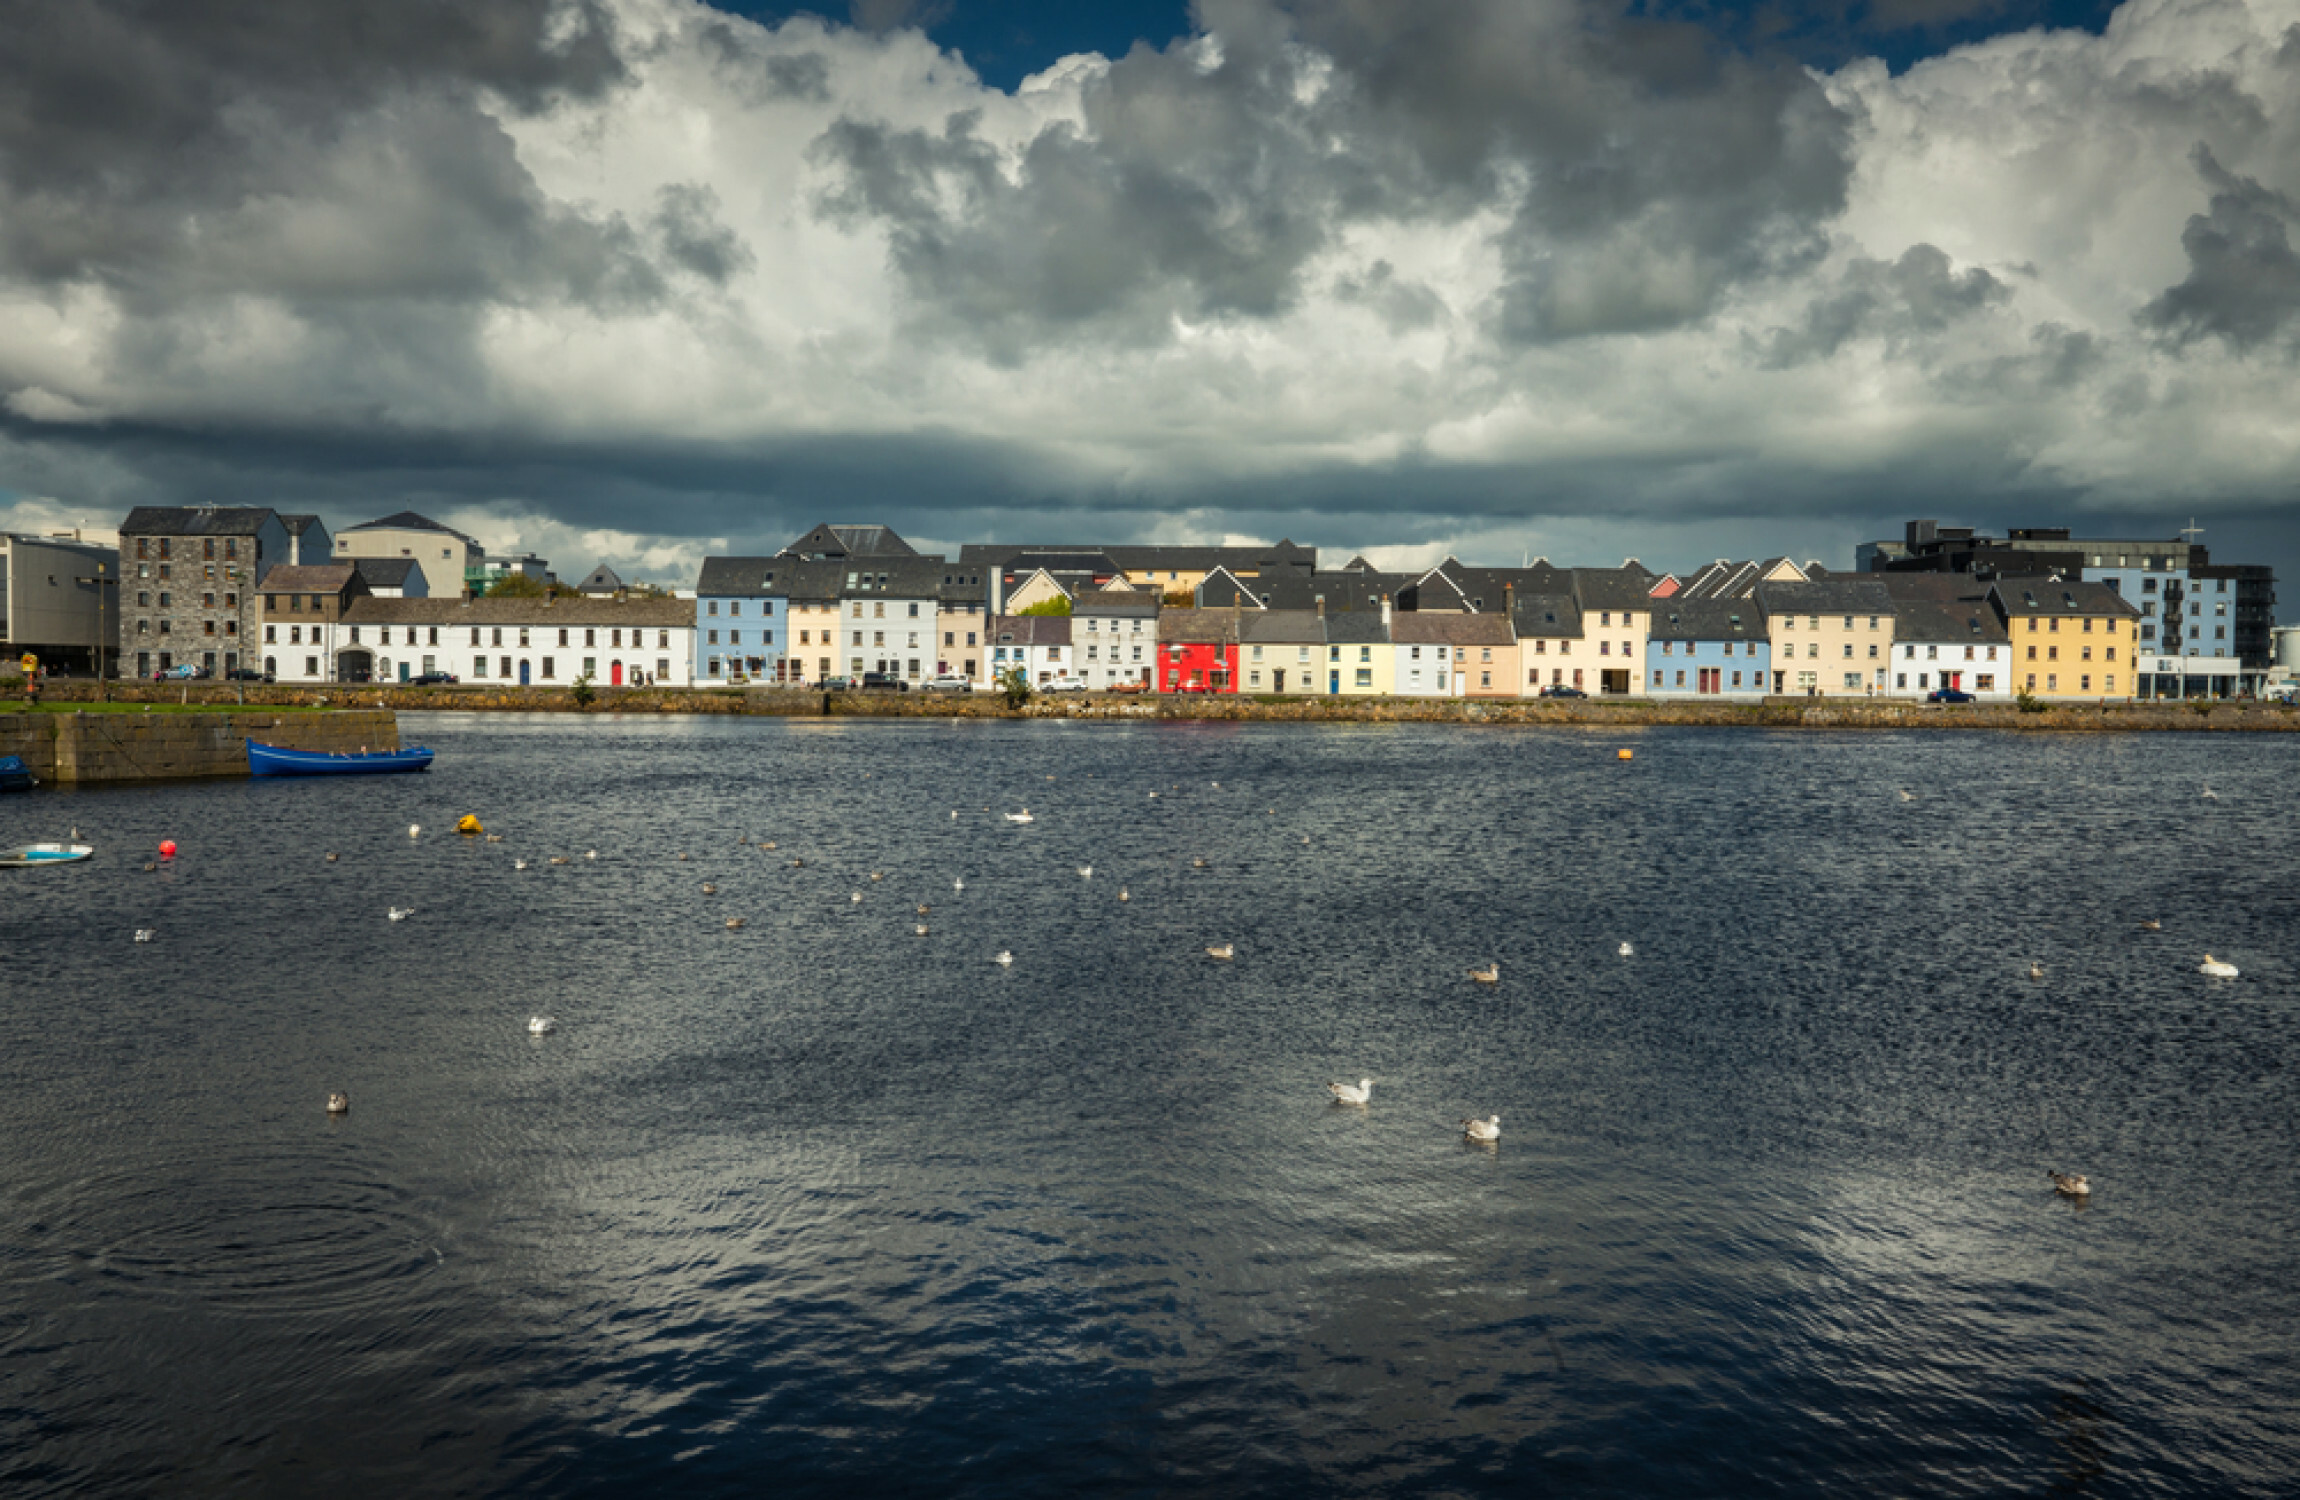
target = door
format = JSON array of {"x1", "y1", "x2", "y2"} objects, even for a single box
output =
[
  {"x1": 1698, "y1": 667, "x2": 1720, "y2": 694},
  {"x1": 1329, "y1": 672, "x2": 1339, "y2": 694},
  {"x1": 400, "y1": 661, "x2": 412, "y2": 683},
  {"x1": 610, "y1": 661, "x2": 623, "y2": 686},
  {"x1": 1273, "y1": 669, "x2": 1286, "y2": 692},
  {"x1": 518, "y1": 659, "x2": 530, "y2": 685}
]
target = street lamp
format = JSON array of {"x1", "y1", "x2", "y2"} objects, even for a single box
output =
[{"x1": 74, "y1": 562, "x2": 118, "y2": 699}]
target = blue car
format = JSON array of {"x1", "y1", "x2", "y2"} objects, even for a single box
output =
[{"x1": 1927, "y1": 688, "x2": 1976, "y2": 704}]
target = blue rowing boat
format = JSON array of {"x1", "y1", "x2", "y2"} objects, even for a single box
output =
[
  {"x1": 0, "y1": 755, "x2": 34, "y2": 793},
  {"x1": 247, "y1": 742, "x2": 434, "y2": 776}
]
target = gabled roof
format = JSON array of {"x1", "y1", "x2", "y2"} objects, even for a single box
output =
[
  {"x1": 1074, "y1": 589, "x2": 1159, "y2": 617},
  {"x1": 988, "y1": 614, "x2": 1071, "y2": 646},
  {"x1": 1239, "y1": 609, "x2": 1326, "y2": 645},
  {"x1": 256, "y1": 564, "x2": 363, "y2": 594},
  {"x1": 782, "y1": 523, "x2": 918, "y2": 560},
  {"x1": 1511, "y1": 593, "x2": 1584, "y2": 638},
  {"x1": 342, "y1": 596, "x2": 694, "y2": 627},
  {"x1": 120, "y1": 505, "x2": 277, "y2": 537},
  {"x1": 1987, "y1": 579, "x2": 2141, "y2": 619},
  {"x1": 578, "y1": 563, "x2": 624, "y2": 592},
  {"x1": 1648, "y1": 599, "x2": 1768, "y2": 642},
  {"x1": 1674, "y1": 557, "x2": 1808, "y2": 601},
  {"x1": 350, "y1": 557, "x2": 419, "y2": 589},
  {"x1": 1158, "y1": 608, "x2": 1243, "y2": 644},
  {"x1": 1391, "y1": 613, "x2": 1515, "y2": 646},
  {"x1": 1323, "y1": 611, "x2": 1389, "y2": 644},
  {"x1": 340, "y1": 510, "x2": 475, "y2": 542},
  {"x1": 1753, "y1": 578, "x2": 1898, "y2": 616},
  {"x1": 1401, "y1": 567, "x2": 1477, "y2": 613}
]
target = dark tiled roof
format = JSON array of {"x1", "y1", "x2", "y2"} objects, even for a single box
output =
[
  {"x1": 350, "y1": 558, "x2": 419, "y2": 589},
  {"x1": 988, "y1": 615, "x2": 1072, "y2": 646},
  {"x1": 696, "y1": 556, "x2": 784, "y2": 596},
  {"x1": 1988, "y1": 579, "x2": 2140, "y2": 619},
  {"x1": 1571, "y1": 567, "x2": 1663, "y2": 612},
  {"x1": 1239, "y1": 609, "x2": 1326, "y2": 644},
  {"x1": 340, "y1": 510, "x2": 474, "y2": 541},
  {"x1": 1753, "y1": 578, "x2": 1898, "y2": 616},
  {"x1": 342, "y1": 596, "x2": 694, "y2": 627},
  {"x1": 1648, "y1": 599, "x2": 1768, "y2": 641},
  {"x1": 256, "y1": 564, "x2": 363, "y2": 594},
  {"x1": 1158, "y1": 608, "x2": 1244, "y2": 644},
  {"x1": 1510, "y1": 593, "x2": 1584, "y2": 638},
  {"x1": 1391, "y1": 613, "x2": 1515, "y2": 646},
  {"x1": 783, "y1": 523, "x2": 918, "y2": 559},
  {"x1": 578, "y1": 564, "x2": 624, "y2": 591},
  {"x1": 1891, "y1": 598, "x2": 2011, "y2": 644},
  {"x1": 120, "y1": 505, "x2": 277, "y2": 537},
  {"x1": 1074, "y1": 589, "x2": 1158, "y2": 616},
  {"x1": 1322, "y1": 611, "x2": 1390, "y2": 644}
]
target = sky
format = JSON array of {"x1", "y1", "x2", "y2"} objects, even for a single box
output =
[{"x1": 1, "y1": 0, "x2": 2295, "y2": 588}]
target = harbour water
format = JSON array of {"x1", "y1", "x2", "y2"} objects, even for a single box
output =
[{"x1": 2, "y1": 714, "x2": 2295, "y2": 1496}]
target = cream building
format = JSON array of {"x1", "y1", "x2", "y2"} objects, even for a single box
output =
[
  {"x1": 1756, "y1": 579, "x2": 1898, "y2": 696},
  {"x1": 334, "y1": 511, "x2": 484, "y2": 601}
]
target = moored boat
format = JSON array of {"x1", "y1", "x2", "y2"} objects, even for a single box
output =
[
  {"x1": 247, "y1": 742, "x2": 434, "y2": 777},
  {"x1": 0, "y1": 755, "x2": 34, "y2": 793},
  {"x1": 0, "y1": 842, "x2": 93, "y2": 866}
]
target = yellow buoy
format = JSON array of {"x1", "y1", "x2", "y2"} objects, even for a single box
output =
[
  {"x1": 457, "y1": 814, "x2": 484, "y2": 835},
  {"x1": 1617, "y1": 749, "x2": 1633, "y2": 761}
]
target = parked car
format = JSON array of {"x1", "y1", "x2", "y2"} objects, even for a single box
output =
[
  {"x1": 922, "y1": 675, "x2": 974, "y2": 692},
  {"x1": 1104, "y1": 679, "x2": 1150, "y2": 693},
  {"x1": 1539, "y1": 684, "x2": 1588, "y2": 699},
  {"x1": 410, "y1": 672, "x2": 459, "y2": 685},
  {"x1": 152, "y1": 664, "x2": 206, "y2": 681},
  {"x1": 1042, "y1": 675, "x2": 1089, "y2": 693},
  {"x1": 1927, "y1": 688, "x2": 1976, "y2": 704},
  {"x1": 820, "y1": 676, "x2": 853, "y2": 690},
  {"x1": 225, "y1": 667, "x2": 270, "y2": 682},
  {"x1": 859, "y1": 672, "x2": 909, "y2": 692}
]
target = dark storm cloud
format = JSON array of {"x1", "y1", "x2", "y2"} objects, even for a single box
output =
[
  {"x1": 1757, "y1": 243, "x2": 2011, "y2": 366},
  {"x1": 2139, "y1": 146, "x2": 2300, "y2": 352},
  {"x1": 811, "y1": 0, "x2": 1852, "y2": 351}
]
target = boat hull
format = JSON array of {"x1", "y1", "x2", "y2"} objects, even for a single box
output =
[
  {"x1": 0, "y1": 755, "x2": 34, "y2": 793},
  {"x1": 248, "y1": 742, "x2": 434, "y2": 777},
  {"x1": 0, "y1": 842, "x2": 93, "y2": 866}
]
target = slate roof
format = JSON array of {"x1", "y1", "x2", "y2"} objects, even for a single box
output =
[
  {"x1": 1674, "y1": 557, "x2": 1807, "y2": 600},
  {"x1": 1322, "y1": 611, "x2": 1390, "y2": 645},
  {"x1": 257, "y1": 564, "x2": 363, "y2": 595},
  {"x1": 1511, "y1": 593, "x2": 1584, "y2": 638},
  {"x1": 1239, "y1": 609, "x2": 1326, "y2": 645},
  {"x1": 1648, "y1": 599, "x2": 1768, "y2": 642},
  {"x1": 120, "y1": 506, "x2": 277, "y2": 537},
  {"x1": 1391, "y1": 613, "x2": 1515, "y2": 646},
  {"x1": 1158, "y1": 608, "x2": 1244, "y2": 644},
  {"x1": 782, "y1": 523, "x2": 918, "y2": 559},
  {"x1": 1571, "y1": 567, "x2": 1663, "y2": 613},
  {"x1": 1988, "y1": 579, "x2": 2141, "y2": 620},
  {"x1": 1753, "y1": 578, "x2": 1899, "y2": 617},
  {"x1": 961, "y1": 540, "x2": 1318, "y2": 577},
  {"x1": 988, "y1": 615, "x2": 1072, "y2": 647},
  {"x1": 1074, "y1": 589, "x2": 1159, "y2": 617},
  {"x1": 1890, "y1": 598, "x2": 2011, "y2": 644},
  {"x1": 350, "y1": 558, "x2": 420, "y2": 590},
  {"x1": 578, "y1": 564, "x2": 624, "y2": 592},
  {"x1": 280, "y1": 514, "x2": 326, "y2": 538},
  {"x1": 340, "y1": 510, "x2": 475, "y2": 541},
  {"x1": 341, "y1": 596, "x2": 695, "y2": 627}
]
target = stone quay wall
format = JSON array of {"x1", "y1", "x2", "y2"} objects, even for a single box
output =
[
  {"x1": 23, "y1": 678, "x2": 2300, "y2": 733},
  {"x1": 0, "y1": 708, "x2": 400, "y2": 784}
]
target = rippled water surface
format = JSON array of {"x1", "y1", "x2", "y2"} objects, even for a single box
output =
[{"x1": 2, "y1": 714, "x2": 2296, "y2": 1496}]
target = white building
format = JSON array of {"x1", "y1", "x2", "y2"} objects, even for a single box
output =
[
  {"x1": 1883, "y1": 595, "x2": 2015, "y2": 700},
  {"x1": 1072, "y1": 590, "x2": 1157, "y2": 688},
  {"x1": 335, "y1": 596, "x2": 696, "y2": 687},
  {"x1": 983, "y1": 614, "x2": 1072, "y2": 686}
]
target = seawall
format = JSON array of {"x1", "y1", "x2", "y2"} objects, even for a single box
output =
[
  {"x1": 23, "y1": 679, "x2": 2299, "y2": 732},
  {"x1": 0, "y1": 708, "x2": 400, "y2": 785}
]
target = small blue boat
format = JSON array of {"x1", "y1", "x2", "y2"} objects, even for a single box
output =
[
  {"x1": 0, "y1": 755, "x2": 34, "y2": 793},
  {"x1": 248, "y1": 742, "x2": 434, "y2": 776}
]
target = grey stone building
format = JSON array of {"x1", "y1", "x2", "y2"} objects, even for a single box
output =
[{"x1": 118, "y1": 506, "x2": 331, "y2": 678}]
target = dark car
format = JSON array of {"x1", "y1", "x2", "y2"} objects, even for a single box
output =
[
  {"x1": 1927, "y1": 688, "x2": 1976, "y2": 704},
  {"x1": 226, "y1": 667, "x2": 271, "y2": 682},
  {"x1": 410, "y1": 672, "x2": 459, "y2": 685},
  {"x1": 859, "y1": 672, "x2": 909, "y2": 692},
  {"x1": 1539, "y1": 685, "x2": 1588, "y2": 699}
]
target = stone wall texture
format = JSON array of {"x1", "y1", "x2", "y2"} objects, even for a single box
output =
[
  {"x1": 25, "y1": 679, "x2": 2300, "y2": 733},
  {"x1": 0, "y1": 708, "x2": 398, "y2": 784}
]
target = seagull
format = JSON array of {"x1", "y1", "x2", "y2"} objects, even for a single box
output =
[
  {"x1": 387, "y1": 907, "x2": 413, "y2": 922},
  {"x1": 1077, "y1": 865, "x2": 1092, "y2": 879},
  {"x1": 327, "y1": 1092, "x2": 350, "y2": 1115},
  {"x1": 995, "y1": 950, "x2": 1013, "y2": 966},
  {"x1": 917, "y1": 903, "x2": 931, "y2": 915},
  {"x1": 702, "y1": 883, "x2": 717, "y2": 895},
  {"x1": 134, "y1": 929, "x2": 155, "y2": 943},
  {"x1": 1328, "y1": 1078, "x2": 1373, "y2": 1105},
  {"x1": 2200, "y1": 954, "x2": 2240, "y2": 978},
  {"x1": 528, "y1": 1016, "x2": 555, "y2": 1035},
  {"x1": 1462, "y1": 1115, "x2": 1501, "y2": 1143},
  {"x1": 1118, "y1": 887, "x2": 1130, "y2": 903},
  {"x1": 679, "y1": 852, "x2": 690, "y2": 861},
  {"x1": 1618, "y1": 941, "x2": 1634, "y2": 957},
  {"x1": 1192, "y1": 858, "x2": 1207, "y2": 869},
  {"x1": 585, "y1": 849, "x2": 598, "y2": 860},
  {"x1": 408, "y1": 824, "x2": 421, "y2": 838},
  {"x1": 1899, "y1": 790, "x2": 1916, "y2": 802},
  {"x1": 1148, "y1": 792, "x2": 1158, "y2": 799},
  {"x1": 550, "y1": 856, "x2": 569, "y2": 866},
  {"x1": 870, "y1": 871, "x2": 884, "y2": 882},
  {"x1": 1206, "y1": 943, "x2": 1235, "y2": 960},
  {"x1": 915, "y1": 924, "x2": 930, "y2": 936},
  {"x1": 1006, "y1": 810, "x2": 1034, "y2": 824},
  {"x1": 725, "y1": 917, "x2": 746, "y2": 930},
  {"x1": 762, "y1": 842, "x2": 775, "y2": 851},
  {"x1": 1468, "y1": 962, "x2": 1500, "y2": 985},
  {"x1": 2202, "y1": 784, "x2": 2218, "y2": 801},
  {"x1": 2139, "y1": 919, "x2": 2162, "y2": 931},
  {"x1": 325, "y1": 852, "x2": 339, "y2": 863},
  {"x1": 952, "y1": 810, "x2": 959, "y2": 820},
  {"x1": 1301, "y1": 835, "x2": 1310, "y2": 845},
  {"x1": 514, "y1": 858, "x2": 530, "y2": 871},
  {"x1": 1211, "y1": 781, "x2": 1220, "y2": 788},
  {"x1": 953, "y1": 877, "x2": 965, "y2": 891},
  {"x1": 2048, "y1": 1170, "x2": 2090, "y2": 1198},
  {"x1": 485, "y1": 834, "x2": 504, "y2": 844},
  {"x1": 2029, "y1": 963, "x2": 2045, "y2": 980},
  {"x1": 850, "y1": 891, "x2": 864, "y2": 904}
]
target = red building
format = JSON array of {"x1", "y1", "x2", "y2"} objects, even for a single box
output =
[{"x1": 1157, "y1": 608, "x2": 1241, "y2": 693}]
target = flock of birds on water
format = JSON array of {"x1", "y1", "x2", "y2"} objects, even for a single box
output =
[{"x1": 112, "y1": 773, "x2": 2246, "y2": 1172}]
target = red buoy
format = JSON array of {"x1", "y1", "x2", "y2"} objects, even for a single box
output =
[{"x1": 158, "y1": 840, "x2": 178, "y2": 859}]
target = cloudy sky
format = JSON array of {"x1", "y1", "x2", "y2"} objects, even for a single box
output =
[{"x1": 2, "y1": 0, "x2": 2295, "y2": 586}]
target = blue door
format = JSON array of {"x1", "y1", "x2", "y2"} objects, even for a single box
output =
[
  {"x1": 519, "y1": 659, "x2": 531, "y2": 685},
  {"x1": 398, "y1": 661, "x2": 411, "y2": 683},
  {"x1": 1329, "y1": 672, "x2": 1339, "y2": 693}
]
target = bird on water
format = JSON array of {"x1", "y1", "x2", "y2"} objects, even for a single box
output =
[
  {"x1": 1468, "y1": 963, "x2": 1500, "y2": 985},
  {"x1": 1618, "y1": 941, "x2": 1634, "y2": 958},
  {"x1": 2200, "y1": 954, "x2": 2239, "y2": 978},
  {"x1": 134, "y1": 929, "x2": 155, "y2": 943},
  {"x1": 725, "y1": 917, "x2": 746, "y2": 930},
  {"x1": 2048, "y1": 1170, "x2": 2090, "y2": 1197},
  {"x1": 1206, "y1": 943, "x2": 1235, "y2": 961},
  {"x1": 1006, "y1": 809, "x2": 1035, "y2": 824},
  {"x1": 994, "y1": 950, "x2": 1013, "y2": 966},
  {"x1": 2139, "y1": 919, "x2": 2162, "y2": 931},
  {"x1": 388, "y1": 907, "x2": 413, "y2": 923},
  {"x1": 408, "y1": 824, "x2": 421, "y2": 839},
  {"x1": 529, "y1": 1016, "x2": 554, "y2": 1035},
  {"x1": 1328, "y1": 1078, "x2": 1373, "y2": 1105},
  {"x1": 327, "y1": 1092, "x2": 350, "y2": 1115},
  {"x1": 1463, "y1": 1115, "x2": 1501, "y2": 1143}
]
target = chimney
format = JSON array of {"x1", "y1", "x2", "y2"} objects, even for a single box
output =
[
  {"x1": 1380, "y1": 593, "x2": 1392, "y2": 629},
  {"x1": 1315, "y1": 595, "x2": 1325, "y2": 617},
  {"x1": 1504, "y1": 582, "x2": 1514, "y2": 615}
]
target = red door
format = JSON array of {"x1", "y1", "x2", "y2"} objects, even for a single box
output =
[
  {"x1": 1698, "y1": 667, "x2": 1720, "y2": 694},
  {"x1": 611, "y1": 661, "x2": 623, "y2": 686}
]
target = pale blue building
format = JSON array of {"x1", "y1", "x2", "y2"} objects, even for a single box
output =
[{"x1": 1644, "y1": 600, "x2": 1771, "y2": 697}]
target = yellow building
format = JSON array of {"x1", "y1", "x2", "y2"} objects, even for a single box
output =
[
  {"x1": 1757, "y1": 579, "x2": 1898, "y2": 696},
  {"x1": 1322, "y1": 607, "x2": 1393, "y2": 696},
  {"x1": 1990, "y1": 580, "x2": 2142, "y2": 699}
]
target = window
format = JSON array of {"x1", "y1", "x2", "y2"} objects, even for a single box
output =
[
  {"x1": 708, "y1": 601, "x2": 718, "y2": 615},
  {"x1": 429, "y1": 627, "x2": 440, "y2": 646},
  {"x1": 518, "y1": 628, "x2": 530, "y2": 648},
  {"x1": 708, "y1": 630, "x2": 719, "y2": 645},
  {"x1": 305, "y1": 656, "x2": 317, "y2": 676},
  {"x1": 543, "y1": 658, "x2": 556, "y2": 679},
  {"x1": 908, "y1": 602, "x2": 919, "y2": 617},
  {"x1": 491, "y1": 628, "x2": 503, "y2": 647}
]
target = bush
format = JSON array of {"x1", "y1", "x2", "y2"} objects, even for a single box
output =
[
  {"x1": 2015, "y1": 689, "x2": 2047, "y2": 714},
  {"x1": 572, "y1": 670, "x2": 597, "y2": 707},
  {"x1": 1017, "y1": 597, "x2": 1071, "y2": 617},
  {"x1": 997, "y1": 666, "x2": 1032, "y2": 708}
]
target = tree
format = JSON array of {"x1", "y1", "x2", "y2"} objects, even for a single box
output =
[
  {"x1": 1018, "y1": 596, "x2": 1071, "y2": 617},
  {"x1": 1161, "y1": 590, "x2": 1194, "y2": 608},
  {"x1": 572, "y1": 669, "x2": 597, "y2": 707},
  {"x1": 997, "y1": 665, "x2": 1033, "y2": 708},
  {"x1": 487, "y1": 572, "x2": 548, "y2": 598}
]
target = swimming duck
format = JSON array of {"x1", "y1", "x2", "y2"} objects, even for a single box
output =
[
  {"x1": 725, "y1": 917, "x2": 746, "y2": 930},
  {"x1": 1118, "y1": 887, "x2": 1130, "y2": 903},
  {"x1": 792, "y1": 859, "x2": 805, "y2": 868},
  {"x1": 327, "y1": 1092, "x2": 350, "y2": 1115},
  {"x1": 142, "y1": 862, "x2": 156, "y2": 872},
  {"x1": 2200, "y1": 954, "x2": 2239, "y2": 978},
  {"x1": 1077, "y1": 865, "x2": 1092, "y2": 879},
  {"x1": 528, "y1": 1016, "x2": 555, "y2": 1035},
  {"x1": 917, "y1": 904, "x2": 930, "y2": 915},
  {"x1": 870, "y1": 872, "x2": 883, "y2": 882},
  {"x1": 550, "y1": 856, "x2": 569, "y2": 866},
  {"x1": 2139, "y1": 919, "x2": 2162, "y2": 931},
  {"x1": 2048, "y1": 1170, "x2": 2090, "y2": 1197},
  {"x1": 1328, "y1": 1078, "x2": 1373, "y2": 1105},
  {"x1": 387, "y1": 907, "x2": 413, "y2": 923},
  {"x1": 514, "y1": 858, "x2": 530, "y2": 871},
  {"x1": 679, "y1": 852, "x2": 690, "y2": 861},
  {"x1": 915, "y1": 924, "x2": 930, "y2": 936},
  {"x1": 702, "y1": 883, "x2": 717, "y2": 895},
  {"x1": 1148, "y1": 792, "x2": 1158, "y2": 799},
  {"x1": 762, "y1": 842, "x2": 775, "y2": 851},
  {"x1": 485, "y1": 834, "x2": 504, "y2": 844},
  {"x1": 995, "y1": 950, "x2": 1013, "y2": 966},
  {"x1": 1618, "y1": 941, "x2": 1634, "y2": 958},
  {"x1": 1206, "y1": 943, "x2": 1235, "y2": 961},
  {"x1": 134, "y1": 929, "x2": 155, "y2": 943},
  {"x1": 408, "y1": 824, "x2": 421, "y2": 839},
  {"x1": 2029, "y1": 963, "x2": 2044, "y2": 979},
  {"x1": 586, "y1": 850, "x2": 598, "y2": 860},
  {"x1": 1005, "y1": 810, "x2": 1034, "y2": 824},
  {"x1": 1468, "y1": 963, "x2": 1500, "y2": 985},
  {"x1": 325, "y1": 852, "x2": 339, "y2": 863},
  {"x1": 1462, "y1": 1115, "x2": 1501, "y2": 1143},
  {"x1": 850, "y1": 892, "x2": 864, "y2": 904},
  {"x1": 1192, "y1": 858, "x2": 1207, "y2": 869}
]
